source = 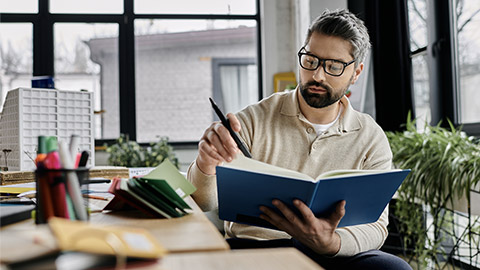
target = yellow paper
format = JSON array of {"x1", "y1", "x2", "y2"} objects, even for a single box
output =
[
  {"x1": 0, "y1": 187, "x2": 35, "y2": 194},
  {"x1": 48, "y1": 217, "x2": 167, "y2": 259}
]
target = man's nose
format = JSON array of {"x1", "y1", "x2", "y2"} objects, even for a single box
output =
[{"x1": 312, "y1": 65, "x2": 326, "y2": 82}]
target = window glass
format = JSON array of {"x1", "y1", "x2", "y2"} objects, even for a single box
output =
[
  {"x1": 457, "y1": 0, "x2": 480, "y2": 124},
  {"x1": 133, "y1": 19, "x2": 258, "y2": 143},
  {"x1": 408, "y1": 0, "x2": 430, "y2": 129},
  {"x1": 0, "y1": 0, "x2": 37, "y2": 13},
  {"x1": 50, "y1": 0, "x2": 122, "y2": 14},
  {"x1": 219, "y1": 64, "x2": 258, "y2": 114},
  {"x1": 411, "y1": 55, "x2": 430, "y2": 128},
  {"x1": 408, "y1": 0, "x2": 428, "y2": 51},
  {"x1": 134, "y1": 0, "x2": 256, "y2": 15},
  {"x1": 0, "y1": 23, "x2": 33, "y2": 110},
  {"x1": 54, "y1": 23, "x2": 119, "y2": 140}
]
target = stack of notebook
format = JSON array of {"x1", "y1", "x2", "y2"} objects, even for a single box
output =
[{"x1": 104, "y1": 159, "x2": 196, "y2": 218}]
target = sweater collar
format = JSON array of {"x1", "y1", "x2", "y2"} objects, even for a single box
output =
[{"x1": 280, "y1": 87, "x2": 362, "y2": 133}]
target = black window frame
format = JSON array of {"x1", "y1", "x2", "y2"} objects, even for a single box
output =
[{"x1": 0, "y1": 0, "x2": 263, "y2": 145}]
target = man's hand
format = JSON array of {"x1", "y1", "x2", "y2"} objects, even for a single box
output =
[
  {"x1": 196, "y1": 113, "x2": 241, "y2": 175},
  {"x1": 259, "y1": 199, "x2": 346, "y2": 256}
]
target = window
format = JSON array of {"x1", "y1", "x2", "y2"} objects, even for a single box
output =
[
  {"x1": 408, "y1": 0, "x2": 430, "y2": 129},
  {"x1": 213, "y1": 58, "x2": 258, "y2": 116},
  {"x1": 0, "y1": 23, "x2": 33, "y2": 109},
  {"x1": 54, "y1": 23, "x2": 119, "y2": 139},
  {"x1": 0, "y1": 0, "x2": 261, "y2": 143},
  {"x1": 0, "y1": 0, "x2": 37, "y2": 13},
  {"x1": 134, "y1": 0, "x2": 256, "y2": 15},
  {"x1": 49, "y1": 0, "x2": 123, "y2": 14},
  {"x1": 457, "y1": 0, "x2": 480, "y2": 124},
  {"x1": 133, "y1": 19, "x2": 258, "y2": 143},
  {"x1": 408, "y1": 0, "x2": 480, "y2": 134}
]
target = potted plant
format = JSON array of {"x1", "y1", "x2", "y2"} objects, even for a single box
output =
[
  {"x1": 385, "y1": 115, "x2": 480, "y2": 269},
  {"x1": 105, "y1": 134, "x2": 179, "y2": 169}
]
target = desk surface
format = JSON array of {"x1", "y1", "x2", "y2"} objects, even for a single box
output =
[
  {"x1": 0, "y1": 196, "x2": 228, "y2": 265},
  {"x1": 1, "y1": 198, "x2": 323, "y2": 270},
  {"x1": 158, "y1": 248, "x2": 324, "y2": 270},
  {"x1": 89, "y1": 197, "x2": 229, "y2": 253}
]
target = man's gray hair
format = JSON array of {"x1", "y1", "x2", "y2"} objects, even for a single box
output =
[{"x1": 305, "y1": 9, "x2": 371, "y2": 65}]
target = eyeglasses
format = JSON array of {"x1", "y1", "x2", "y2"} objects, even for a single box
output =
[{"x1": 297, "y1": 47, "x2": 355, "y2": 77}]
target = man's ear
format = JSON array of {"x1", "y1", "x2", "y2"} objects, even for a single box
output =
[{"x1": 351, "y1": 63, "x2": 364, "y2": 85}]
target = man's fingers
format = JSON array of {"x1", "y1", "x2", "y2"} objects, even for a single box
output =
[
  {"x1": 226, "y1": 113, "x2": 242, "y2": 132},
  {"x1": 329, "y1": 200, "x2": 346, "y2": 227},
  {"x1": 272, "y1": 200, "x2": 303, "y2": 227},
  {"x1": 293, "y1": 199, "x2": 316, "y2": 224},
  {"x1": 259, "y1": 205, "x2": 292, "y2": 231},
  {"x1": 205, "y1": 126, "x2": 234, "y2": 161},
  {"x1": 198, "y1": 140, "x2": 223, "y2": 162},
  {"x1": 212, "y1": 122, "x2": 239, "y2": 155}
]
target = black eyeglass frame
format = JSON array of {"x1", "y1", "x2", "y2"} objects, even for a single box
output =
[{"x1": 297, "y1": 47, "x2": 356, "y2": 77}]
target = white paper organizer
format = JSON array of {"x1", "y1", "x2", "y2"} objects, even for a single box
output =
[{"x1": 0, "y1": 87, "x2": 95, "y2": 171}]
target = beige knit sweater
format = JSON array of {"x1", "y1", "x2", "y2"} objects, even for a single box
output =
[{"x1": 187, "y1": 89, "x2": 393, "y2": 256}]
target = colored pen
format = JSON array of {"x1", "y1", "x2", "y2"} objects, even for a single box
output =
[
  {"x1": 44, "y1": 137, "x2": 70, "y2": 219},
  {"x1": 58, "y1": 141, "x2": 88, "y2": 221},
  {"x1": 209, "y1": 98, "x2": 252, "y2": 158}
]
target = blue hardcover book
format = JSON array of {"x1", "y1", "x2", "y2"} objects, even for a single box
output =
[{"x1": 216, "y1": 155, "x2": 410, "y2": 228}]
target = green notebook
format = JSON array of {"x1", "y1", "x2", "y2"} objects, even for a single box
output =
[
  {"x1": 142, "y1": 159, "x2": 196, "y2": 199},
  {"x1": 104, "y1": 159, "x2": 196, "y2": 218}
]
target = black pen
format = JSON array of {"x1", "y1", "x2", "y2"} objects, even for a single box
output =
[
  {"x1": 84, "y1": 179, "x2": 111, "y2": 184},
  {"x1": 209, "y1": 98, "x2": 252, "y2": 158},
  {"x1": 78, "y1": 150, "x2": 89, "y2": 167}
]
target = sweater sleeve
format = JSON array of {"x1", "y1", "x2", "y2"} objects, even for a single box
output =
[
  {"x1": 335, "y1": 207, "x2": 389, "y2": 256},
  {"x1": 186, "y1": 160, "x2": 219, "y2": 212}
]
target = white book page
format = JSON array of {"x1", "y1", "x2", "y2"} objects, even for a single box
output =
[
  {"x1": 222, "y1": 154, "x2": 314, "y2": 181},
  {"x1": 316, "y1": 169, "x2": 400, "y2": 181}
]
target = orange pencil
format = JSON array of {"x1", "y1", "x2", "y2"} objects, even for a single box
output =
[{"x1": 83, "y1": 194, "x2": 109, "y2": 201}]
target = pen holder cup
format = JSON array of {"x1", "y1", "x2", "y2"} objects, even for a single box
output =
[{"x1": 35, "y1": 168, "x2": 90, "y2": 224}]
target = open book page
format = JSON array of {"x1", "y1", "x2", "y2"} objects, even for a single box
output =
[
  {"x1": 316, "y1": 169, "x2": 400, "y2": 180},
  {"x1": 224, "y1": 154, "x2": 314, "y2": 181},
  {"x1": 224, "y1": 155, "x2": 399, "y2": 182}
]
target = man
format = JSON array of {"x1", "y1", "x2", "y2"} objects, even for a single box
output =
[{"x1": 187, "y1": 9, "x2": 411, "y2": 270}]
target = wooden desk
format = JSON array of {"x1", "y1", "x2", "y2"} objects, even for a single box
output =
[
  {"x1": 0, "y1": 196, "x2": 227, "y2": 265},
  {"x1": 158, "y1": 248, "x2": 324, "y2": 270},
  {"x1": 1, "y1": 199, "x2": 323, "y2": 270},
  {"x1": 89, "y1": 197, "x2": 229, "y2": 253}
]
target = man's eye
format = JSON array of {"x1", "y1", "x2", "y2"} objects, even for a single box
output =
[
  {"x1": 330, "y1": 65, "x2": 342, "y2": 72},
  {"x1": 326, "y1": 62, "x2": 342, "y2": 72},
  {"x1": 305, "y1": 56, "x2": 317, "y2": 66}
]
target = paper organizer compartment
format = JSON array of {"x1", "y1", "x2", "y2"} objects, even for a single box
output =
[{"x1": 35, "y1": 168, "x2": 89, "y2": 224}]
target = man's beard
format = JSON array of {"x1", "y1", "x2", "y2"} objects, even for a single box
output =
[{"x1": 299, "y1": 79, "x2": 351, "y2": 109}]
